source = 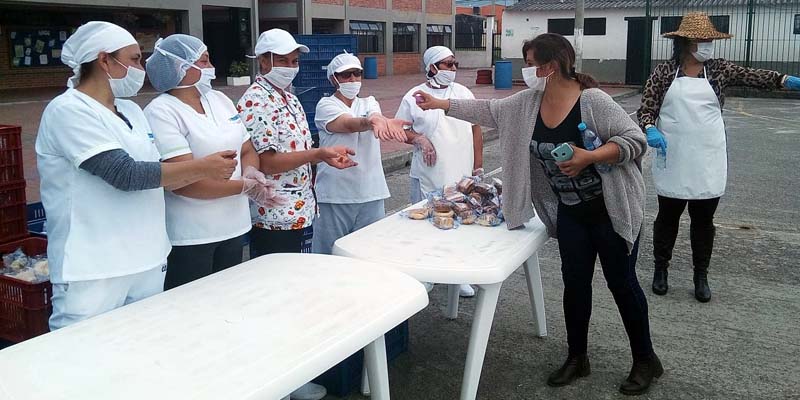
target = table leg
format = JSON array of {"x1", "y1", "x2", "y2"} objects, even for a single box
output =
[
  {"x1": 365, "y1": 335, "x2": 390, "y2": 400},
  {"x1": 523, "y1": 252, "x2": 548, "y2": 337},
  {"x1": 361, "y1": 360, "x2": 371, "y2": 396},
  {"x1": 446, "y1": 284, "x2": 460, "y2": 319},
  {"x1": 459, "y1": 282, "x2": 502, "y2": 400}
]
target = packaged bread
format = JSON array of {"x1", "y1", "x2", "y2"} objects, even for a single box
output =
[
  {"x1": 452, "y1": 202, "x2": 471, "y2": 214},
  {"x1": 476, "y1": 213, "x2": 502, "y2": 227},
  {"x1": 492, "y1": 178, "x2": 503, "y2": 195},
  {"x1": 434, "y1": 210, "x2": 455, "y2": 219},
  {"x1": 433, "y1": 215, "x2": 455, "y2": 230},
  {"x1": 457, "y1": 177, "x2": 476, "y2": 194},
  {"x1": 406, "y1": 208, "x2": 430, "y2": 220},
  {"x1": 472, "y1": 182, "x2": 495, "y2": 195},
  {"x1": 432, "y1": 199, "x2": 453, "y2": 213},
  {"x1": 458, "y1": 210, "x2": 478, "y2": 225},
  {"x1": 445, "y1": 192, "x2": 467, "y2": 203}
]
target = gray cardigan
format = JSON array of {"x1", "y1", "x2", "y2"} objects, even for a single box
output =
[{"x1": 448, "y1": 88, "x2": 646, "y2": 252}]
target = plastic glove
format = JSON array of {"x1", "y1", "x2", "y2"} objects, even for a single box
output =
[
  {"x1": 646, "y1": 126, "x2": 667, "y2": 151},
  {"x1": 785, "y1": 76, "x2": 800, "y2": 91},
  {"x1": 242, "y1": 166, "x2": 288, "y2": 208},
  {"x1": 412, "y1": 134, "x2": 437, "y2": 166}
]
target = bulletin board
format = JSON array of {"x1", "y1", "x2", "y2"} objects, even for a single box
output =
[{"x1": 8, "y1": 27, "x2": 74, "y2": 68}]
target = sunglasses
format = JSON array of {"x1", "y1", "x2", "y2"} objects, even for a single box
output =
[
  {"x1": 335, "y1": 70, "x2": 363, "y2": 79},
  {"x1": 437, "y1": 60, "x2": 459, "y2": 68}
]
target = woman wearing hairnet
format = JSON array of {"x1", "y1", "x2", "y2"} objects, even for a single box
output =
[
  {"x1": 144, "y1": 34, "x2": 284, "y2": 290},
  {"x1": 36, "y1": 22, "x2": 237, "y2": 330}
]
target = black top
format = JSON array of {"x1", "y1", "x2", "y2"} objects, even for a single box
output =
[{"x1": 529, "y1": 100, "x2": 608, "y2": 222}]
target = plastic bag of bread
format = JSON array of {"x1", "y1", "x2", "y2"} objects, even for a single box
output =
[
  {"x1": 457, "y1": 177, "x2": 476, "y2": 194},
  {"x1": 403, "y1": 207, "x2": 431, "y2": 220},
  {"x1": 2, "y1": 248, "x2": 30, "y2": 272},
  {"x1": 452, "y1": 202, "x2": 471, "y2": 214},
  {"x1": 32, "y1": 257, "x2": 49, "y2": 277},
  {"x1": 476, "y1": 213, "x2": 503, "y2": 227},
  {"x1": 458, "y1": 210, "x2": 478, "y2": 225},
  {"x1": 432, "y1": 215, "x2": 457, "y2": 230},
  {"x1": 472, "y1": 182, "x2": 495, "y2": 195}
]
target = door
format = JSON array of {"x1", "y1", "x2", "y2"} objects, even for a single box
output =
[{"x1": 625, "y1": 17, "x2": 648, "y2": 85}]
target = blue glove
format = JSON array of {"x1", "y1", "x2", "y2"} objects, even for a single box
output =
[
  {"x1": 646, "y1": 126, "x2": 667, "y2": 151},
  {"x1": 785, "y1": 76, "x2": 800, "y2": 91}
]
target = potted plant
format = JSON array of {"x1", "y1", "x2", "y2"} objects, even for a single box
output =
[{"x1": 227, "y1": 61, "x2": 251, "y2": 86}]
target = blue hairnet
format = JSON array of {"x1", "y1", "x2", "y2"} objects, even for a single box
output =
[{"x1": 146, "y1": 34, "x2": 207, "y2": 92}]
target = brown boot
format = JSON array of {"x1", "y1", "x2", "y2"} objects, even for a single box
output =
[
  {"x1": 547, "y1": 354, "x2": 590, "y2": 387},
  {"x1": 619, "y1": 353, "x2": 663, "y2": 395}
]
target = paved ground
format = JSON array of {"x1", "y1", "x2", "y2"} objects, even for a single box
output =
[{"x1": 343, "y1": 95, "x2": 800, "y2": 400}]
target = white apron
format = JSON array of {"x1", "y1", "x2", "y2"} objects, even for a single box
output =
[{"x1": 654, "y1": 67, "x2": 727, "y2": 199}]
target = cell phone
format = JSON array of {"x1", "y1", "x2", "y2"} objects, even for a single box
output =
[{"x1": 551, "y1": 143, "x2": 574, "y2": 162}]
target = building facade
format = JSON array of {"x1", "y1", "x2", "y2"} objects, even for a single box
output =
[{"x1": 0, "y1": 0, "x2": 254, "y2": 90}]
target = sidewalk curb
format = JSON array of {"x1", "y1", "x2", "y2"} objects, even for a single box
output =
[{"x1": 380, "y1": 89, "x2": 639, "y2": 173}]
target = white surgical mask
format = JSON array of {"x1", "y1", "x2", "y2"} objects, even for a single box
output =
[
  {"x1": 692, "y1": 42, "x2": 714, "y2": 62},
  {"x1": 522, "y1": 66, "x2": 552, "y2": 91},
  {"x1": 263, "y1": 54, "x2": 298, "y2": 89},
  {"x1": 337, "y1": 80, "x2": 361, "y2": 100},
  {"x1": 177, "y1": 66, "x2": 216, "y2": 95},
  {"x1": 107, "y1": 57, "x2": 145, "y2": 98},
  {"x1": 430, "y1": 65, "x2": 456, "y2": 88}
]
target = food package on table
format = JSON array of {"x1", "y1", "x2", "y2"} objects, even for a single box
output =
[
  {"x1": 403, "y1": 208, "x2": 431, "y2": 220},
  {"x1": 432, "y1": 214, "x2": 456, "y2": 230},
  {"x1": 457, "y1": 177, "x2": 477, "y2": 194},
  {"x1": 472, "y1": 182, "x2": 495, "y2": 195},
  {"x1": 452, "y1": 202, "x2": 471, "y2": 214},
  {"x1": 443, "y1": 184, "x2": 459, "y2": 197},
  {"x1": 445, "y1": 191, "x2": 467, "y2": 203},
  {"x1": 492, "y1": 178, "x2": 503, "y2": 196},
  {"x1": 458, "y1": 210, "x2": 478, "y2": 225},
  {"x1": 476, "y1": 213, "x2": 503, "y2": 227},
  {"x1": 431, "y1": 199, "x2": 453, "y2": 214}
]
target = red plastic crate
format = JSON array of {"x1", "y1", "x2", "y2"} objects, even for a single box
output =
[
  {"x1": 0, "y1": 180, "x2": 27, "y2": 244},
  {"x1": 0, "y1": 236, "x2": 51, "y2": 342},
  {"x1": 0, "y1": 125, "x2": 24, "y2": 184}
]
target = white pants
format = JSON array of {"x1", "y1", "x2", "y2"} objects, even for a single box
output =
[
  {"x1": 49, "y1": 263, "x2": 167, "y2": 331},
  {"x1": 312, "y1": 200, "x2": 385, "y2": 255}
]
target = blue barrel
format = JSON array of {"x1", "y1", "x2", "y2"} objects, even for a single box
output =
[
  {"x1": 494, "y1": 61, "x2": 512, "y2": 90},
  {"x1": 364, "y1": 57, "x2": 378, "y2": 79}
]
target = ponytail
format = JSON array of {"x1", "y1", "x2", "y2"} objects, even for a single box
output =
[{"x1": 574, "y1": 72, "x2": 599, "y2": 89}]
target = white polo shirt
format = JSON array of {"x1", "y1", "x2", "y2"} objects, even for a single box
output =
[
  {"x1": 36, "y1": 89, "x2": 170, "y2": 283},
  {"x1": 144, "y1": 90, "x2": 251, "y2": 246},
  {"x1": 314, "y1": 94, "x2": 390, "y2": 204}
]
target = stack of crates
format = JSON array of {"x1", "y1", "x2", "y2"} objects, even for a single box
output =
[
  {"x1": 292, "y1": 34, "x2": 358, "y2": 146},
  {"x1": 0, "y1": 125, "x2": 52, "y2": 343}
]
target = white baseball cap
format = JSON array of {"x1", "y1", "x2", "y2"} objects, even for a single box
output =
[
  {"x1": 253, "y1": 29, "x2": 310, "y2": 56},
  {"x1": 326, "y1": 51, "x2": 362, "y2": 80}
]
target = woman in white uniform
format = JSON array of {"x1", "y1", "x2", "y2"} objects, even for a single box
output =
[
  {"x1": 638, "y1": 12, "x2": 800, "y2": 302},
  {"x1": 144, "y1": 34, "x2": 283, "y2": 290},
  {"x1": 311, "y1": 52, "x2": 407, "y2": 255},
  {"x1": 36, "y1": 22, "x2": 237, "y2": 330},
  {"x1": 395, "y1": 46, "x2": 484, "y2": 297}
]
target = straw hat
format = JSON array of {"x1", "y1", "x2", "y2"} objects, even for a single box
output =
[{"x1": 662, "y1": 12, "x2": 733, "y2": 40}]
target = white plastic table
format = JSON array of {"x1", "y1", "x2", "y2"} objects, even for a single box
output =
[
  {"x1": 333, "y1": 204, "x2": 550, "y2": 400},
  {"x1": 0, "y1": 254, "x2": 428, "y2": 400}
]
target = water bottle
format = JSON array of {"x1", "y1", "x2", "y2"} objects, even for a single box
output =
[
  {"x1": 655, "y1": 147, "x2": 667, "y2": 169},
  {"x1": 578, "y1": 122, "x2": 611, "y2": 173}
]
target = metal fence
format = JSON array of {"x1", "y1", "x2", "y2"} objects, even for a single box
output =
[
  {"x1": 645, "y1": 0, "x2": 800, "y2": 78},
  {"x1": 454, "y1": 33, "x2": 487, "y2": 51}
]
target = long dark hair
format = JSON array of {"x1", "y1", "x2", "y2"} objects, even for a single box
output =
[
  {"x1": 521, "y1": 33, "x2": 598, "y2": 89},
  {"x1": 671, "y1": 36, "x2": 691, "y2": 63}
]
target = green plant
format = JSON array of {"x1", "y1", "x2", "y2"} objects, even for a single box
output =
[{"x1": 228, "y1": 61, "x2": 250, "y2": 77}]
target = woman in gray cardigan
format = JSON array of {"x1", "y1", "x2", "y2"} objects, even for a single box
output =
[{"x1": 415, "y1": 33, "x2": 661, "y2": 395}]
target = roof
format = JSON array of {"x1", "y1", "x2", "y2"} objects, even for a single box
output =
[
  {"x1": 456, "y1": 0, "x2": 519, "y2": 7},
  {"x1": 506, "y1": 0, "x2": 797, "y2": 12}
]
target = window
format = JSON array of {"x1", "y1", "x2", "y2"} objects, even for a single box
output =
[
  {"x1": 393, "y1": 23, "x2": 420, "y2": 53},
  {"x1": 427, "y1": 24, "x2": 452, "y2": 47},
  {"x1": 795, "y1": 14, "x2": 800, "y2": 34},
  {"x1": 350, "y1": 21, "x2": 384, "y2": 53},
  {"x1": 547, "y1": 18, "x2": 606, "y2": 36},
  {"x1": 661, "y1": 15, "x2": 730, "y2": 34}
]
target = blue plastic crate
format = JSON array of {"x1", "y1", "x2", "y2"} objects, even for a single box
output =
[
  {"x1": 26, "y1": 202, "x2": 46, "y2": 238},
  {"x1": 294, "y1": 34, "x2": 358, "y2": 62},
  {"x1": 312, "y1": 320, "x2": 409, "y2": 397}
]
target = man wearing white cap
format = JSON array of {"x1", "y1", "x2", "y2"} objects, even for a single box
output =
[
  {"x1": 238, "y1": 29, "x2": 357, "y2": 266},
  {"x1": 311, "y1": 52, "x2": 409, "y2": 255},
  {"x1": 395, "y1": 46, "x2": 483, "y2": 297}
]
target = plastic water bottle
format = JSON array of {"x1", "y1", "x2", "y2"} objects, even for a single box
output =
[
  {"x1": 578, "y1": 122, "x2": 611, "y2": 173},
  {"x1": 655, "y1": 147, "x2": 667, "y2": 169}
]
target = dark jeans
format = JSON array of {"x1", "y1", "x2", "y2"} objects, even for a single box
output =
[
  {"x1": 164, "y1": 234, "x2": 246, "y2": 290},
  {"x1": 249, "y1": 226, "x2": 309, "y2": 258},
  {"x1": 653, "y1": 196, "x2": 720, "y2": 273},
  {"x1": 557, "y1": 206, "x2": 653, "y2": 361}
]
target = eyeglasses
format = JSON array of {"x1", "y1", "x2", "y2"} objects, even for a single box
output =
[
  {"x1": 335, "y1": 70, "x2": 363, "y2": 79},
  {"x1": 437, "y1": 60, "x2": 459, "y2": 68}
]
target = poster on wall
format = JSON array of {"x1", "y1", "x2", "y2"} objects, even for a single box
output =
[{"x1": 8, "y1": 27, "x2": 73, "y2": 68}]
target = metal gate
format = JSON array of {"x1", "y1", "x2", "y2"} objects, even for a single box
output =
[
  {"x1": 644, "y1": 0, "x2": 800, "y2": 79},
  {"x1": 492, "y1": 33, "x2": 502, "y2": 64}
]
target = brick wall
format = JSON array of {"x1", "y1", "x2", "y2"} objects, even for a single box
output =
[
  {"x1": 393, "y1": 0, "x2": 422, "y2": 11},
  {"x1": 426, "y1": 0, "x2": 453, "y2": 14},
  {"x1": 393, "y1": 53, "x2": 421, "y2": 75},
  {"x1": 0, "y1": 27, "x2": 70, "y2": 90},
  {"x1": 358, "y1": 54, "x2": 386, "y2": 76},
  {"x1": 312, "y1": 0, "x2": 344, "y2": 5},
  {"x1": 350, "y1": 0, "x2": 386, "y2": 9}
]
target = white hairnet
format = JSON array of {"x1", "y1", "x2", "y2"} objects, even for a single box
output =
[
  {"x1": 146, "y1": 34, "x2": 208, "y2": 92},
  {"x1": 326, "y1": 51, "x2": 362, "y2": 80},
  {"x1": 61, "y1": 21, "x2": 138, "y2": 88},
  {"x1": 423, "y1": 46, "x2": 454, "y2": 74}
]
